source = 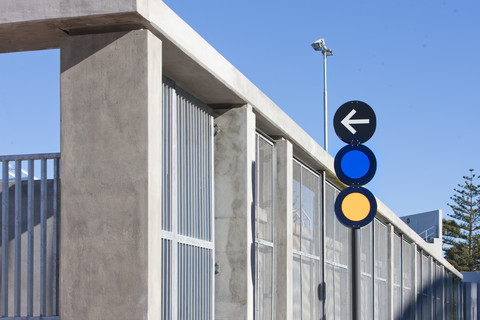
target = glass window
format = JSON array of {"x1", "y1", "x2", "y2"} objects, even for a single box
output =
[
  {"x1": 161, "y1": 79, "x2": 214, "y2": 320},
  {"x1": 393, "y1": 234, "x2": 402, "y2": 320},
  {"x1": 325, "y1": 182, "x2": 351, "y2": 320},
  {"x1": 422, "y1": 254, "x2": 432, "y2": 319},
  {"x1": 416, "y1": 250, "x2": 422, "y2": 320},
  {"x1": 402, "y1": 240, "x2": 414, "y2": 320},
  {"x1": 255, "y1": 133, "x2": 276, "y2": 320},
  {"x1": 292, "y1": 160, "x2": 322, "y2": 320},
  {"x1": 374, "y1": 219, "x2": 388, "y2": 320},
  {"x1": 360, "y1": 224, "x2": 373, "y2": 320}
]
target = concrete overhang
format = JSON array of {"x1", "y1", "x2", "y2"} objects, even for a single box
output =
[
  {"x1": 0, "y1": 0, "x2": 333, "y2": 172},
  {"x1": 0, "y1": 0, "x2": 461, "y2": 278}
]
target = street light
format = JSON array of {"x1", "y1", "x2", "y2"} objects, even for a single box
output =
[{"x1": 311, "y1": 38, "x2": 332, "y2": 152}]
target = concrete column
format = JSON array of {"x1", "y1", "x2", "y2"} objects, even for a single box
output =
[
  {"x1": 214, "y1": 106, "x2": 255, "y2": 320},
  {"x1": 275, "y1": 138, "x2": 293, "y2": 320},
  {"x1": 60, "y1": 30, "x2": 162, "y2": 320}
]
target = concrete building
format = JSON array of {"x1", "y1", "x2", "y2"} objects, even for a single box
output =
[
  {"x1": 401, "y1": 210, "x2": 443, "y2": 256},
  {"x1": 0, "y1": 1, "x2": 464, "y2": 319}
]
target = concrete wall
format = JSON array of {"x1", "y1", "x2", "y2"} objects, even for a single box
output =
[
  {"x1": 60, "y1": 30, "x2": 162, "y2": 320},
  {"x1": 401, "y1": 210, "x2": 442, "y2": 240}
]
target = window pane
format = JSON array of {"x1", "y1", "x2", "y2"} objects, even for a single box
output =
[
  {"x1": 300, "y1": 167, "x2": 318, "y2": 255},
  {"x1": 360, "y1": 224, "x2": 373, "y2": 320},
  {"x1": 302, "y1": 257, "x2": 319, "y2": 320},
  {"x1": 161, "y1": 239, "x2": 172, "y2": 320},
  {"x1": 255, "y1": 243, "x2": 273, "y2": 320},
  {"x1": 374, "y1": 219, "x2": 388, "y2": 320},
  {"x1": 293, "y1": 161, "x2": 301, "y2": 251},
  {"x1": 325, "y1": 183, "x2": 335, "y2": 262},
  {"x1": 293, "y1": 254, "x2": 302, "y2": 319},
  {"x1": 335, "y1": 266, "x2": 350, "y2": 319},
  {"x1": 334, "y1": 204, "x2": 349, "y2": 266},
  {"x1": 325, "y1": 264, "x2": 334, "y2": 318},
  {"x1": 402, "y1": 240, "x2": 414, "y2": 320},
  {"x1": 256, "y1": 136, "x2": 274, "y2": 242},
  {"x1": 416, "y1": 250, "x2": 422, "y2": 319}
]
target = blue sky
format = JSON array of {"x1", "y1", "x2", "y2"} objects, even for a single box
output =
[{"x1": 0, "y1": 0, "x2": 479, "y2": 217}]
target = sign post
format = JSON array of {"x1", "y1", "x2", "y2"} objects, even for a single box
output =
[{"x1": 333, "y1": 100, "x2": 377, "y2": 320}]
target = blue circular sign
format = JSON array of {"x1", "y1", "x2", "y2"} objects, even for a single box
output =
[{"x1": 334, "y1": 144, "x2": 376, "y2": 186}]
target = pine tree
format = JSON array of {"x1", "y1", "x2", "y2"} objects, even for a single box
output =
[{"x1": 443, "y1": 169, "x2": 480, "y2": 271}]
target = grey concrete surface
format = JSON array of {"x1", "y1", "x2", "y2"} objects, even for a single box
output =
[
  {"x1": 214, "y1": 106, "x2": 255, "y2": 320},
  {"x1": 274, "y1": 138, "x2": 293, "y2": 320},
  {"x1": 60, "y1": 30, "x2": 162, "y2": 320}
]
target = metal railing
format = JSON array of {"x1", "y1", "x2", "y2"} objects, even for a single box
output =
[
  {"x1": 0, "y1": 153, "x2": 60, "y2": 319},
  {"x1": 418, "y1": 225, "x2": 438, "y2": 243}
]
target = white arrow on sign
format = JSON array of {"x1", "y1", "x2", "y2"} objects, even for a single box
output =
[{"x1": 341, "y1": 109, "x2": 370, "y2": 134}]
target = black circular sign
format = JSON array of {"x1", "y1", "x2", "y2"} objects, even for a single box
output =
[
  {"x1": 333, "y1": 101, "x2": 376, "y2": 145},
  {"x1": 334, "y1": 144, "x2": 377, "y2": 186}
]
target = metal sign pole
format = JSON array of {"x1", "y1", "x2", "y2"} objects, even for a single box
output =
[
  {"x1": 352, "y1": 227, "x2": 361, "y2": 320},
  {"x1": 323, "y1": 52, "x2": 328, "y2": 152}
]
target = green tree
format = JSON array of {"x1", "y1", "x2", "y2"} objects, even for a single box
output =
[{"x1": 443, "y1": 169, "x2": 480, "y2": 271}]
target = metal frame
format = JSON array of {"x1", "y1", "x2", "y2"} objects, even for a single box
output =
[
  {"x1": 1, "y1": 153, "x2": 60, "y2": 319},
  {"x1": 161, "y1": 78, "x2": 215, "y2": 320},
  {"x1": 292, "y1": 158, "x2": 323, "y2": 319},
  {"x1": 324, "y1": 180, "x2": 350, "y2": 320},
  {"x1": 254, "y1": 132, "x2": 277, "y2": 320}
]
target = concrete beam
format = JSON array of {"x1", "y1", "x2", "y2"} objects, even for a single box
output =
[{"x1": 59, "y1": 30, "x2": 162, "y2": 320}]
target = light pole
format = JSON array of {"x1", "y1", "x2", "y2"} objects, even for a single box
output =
[{"x1": 311, "y1": 38, "x2": 332, "y2": 152}]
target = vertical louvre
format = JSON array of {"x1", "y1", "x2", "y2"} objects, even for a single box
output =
[
  {"x1": 374, "y1": 219, "x2": 388, "y2": 320},
  {"x1": 2, "y1": 161, "x2": 9, "y2": 317},
  {"x1": 27, "y1": 160, "x2": 34, "y2": 317},
  {"x1": 292, "y1": 162, "x2": 301, "y2": 252},
  {"x1": 360, "y1": 223, "x2": 373, "y2": 320},
  {"x1": 393, "y1": 234, "x2": 401, "y2": 320},
  {"x1": 14, "y1": 161, "x2": 21, "y2": 317},
  {"x1": 40, "y1": 159, "x2": 47, "y2": 316},
  {"x1": 292, "y1": 160, "x2": 322, "y2": 320},
  {"x1": 292, "y1": 254, "x2": 302, "y2": 319},
  {"x1": 402, "y1": 240, "x2": 414, "y2": 320},
  {"x1": 162, "y1": 82, "x2": 173, "y2": 232},
  {"x1": 445, "y1": 271, "x2": 452, "y2": 320},
  {"x1": 161, "y1": 78, "x2": 214, "y2": 320},
  {"x1": 421, "y1": 254, "x2": 432, "y2": 319},
  {"x1": 254, "y1": 133, "x2": 275, "y2": 320},
  {"x1": 161, "y1": 239, "x2": 172, "y2": 320},
  {"x1": 325, "y1": 182, "x2": 351, "y2": 320},
  {"x1": 175, "y1": 91, "x2": 212, "y2": 241},
  {"x1": 255, "y1": 243, "x2": 274, "y2": 320},
  {"x1": 416, "y1": 250, "x2": 422, "y2": 320},
  {"x1": 256, "y1": 135, "x2": 274, "y2": 242},
  {"x1": 301, "y1": 257, "x2": 319, "y2": 320},
  {"x1": 435, "y1": 263, "x2": 442, "y2": 319},
  {"x1": 0, "y1": 154, "x2": 60, "y2": 319},
  {"x1": 177, "y1": 244, "x2": 212, "y2": 319}
]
